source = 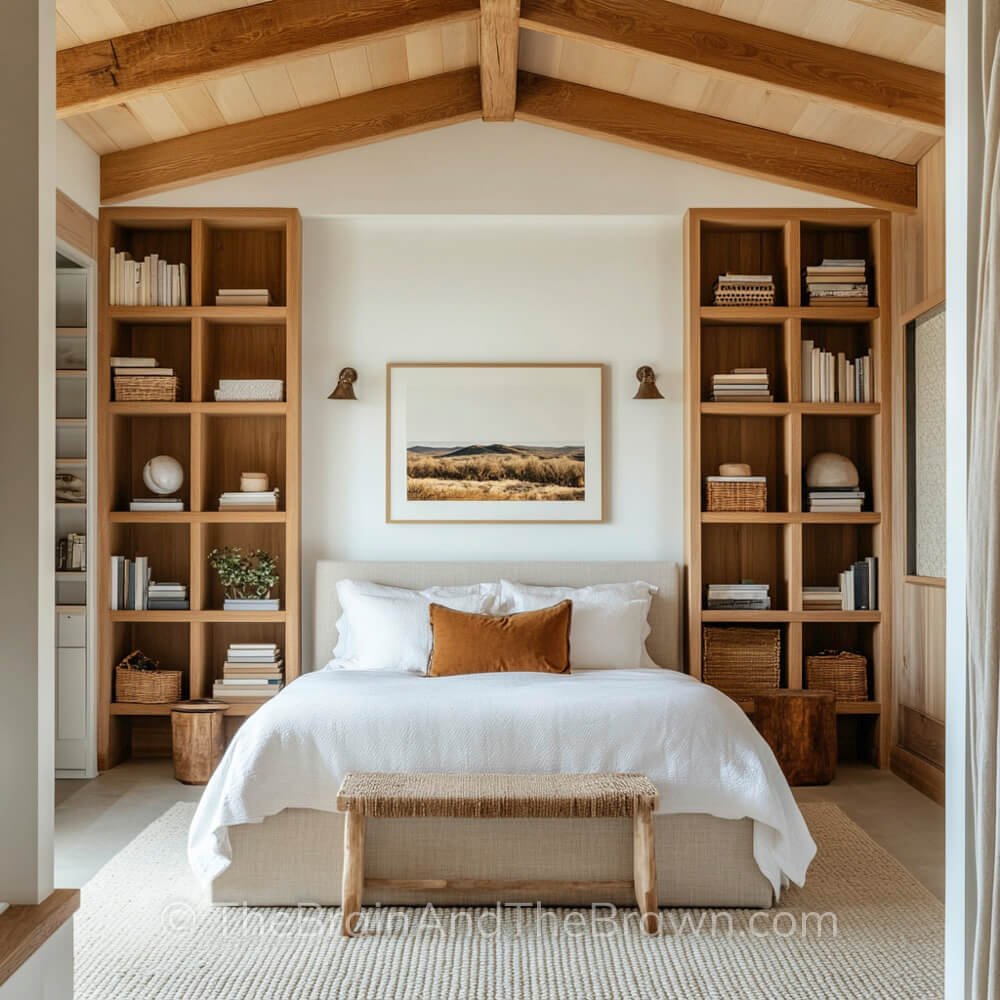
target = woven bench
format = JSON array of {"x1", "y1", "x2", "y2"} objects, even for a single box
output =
[{"x1": 335, "y1": 771, "x2": 660, "y2": 936}]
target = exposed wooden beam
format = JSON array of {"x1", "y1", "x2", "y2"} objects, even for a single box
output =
[
  {"x1": 519, "y1": 0, "x2": 944, "y2": 132},
  {"x1": 101, "y1": 69, "x2": 482, "y2": 202},
  {"x1": 58, "y1": 0, "x2": 479, "y2": 117},
  {"x1": 480, "y1": 0, "x2": 521, "y2": 121},
  {"x1": 845, "y1": 0, "x2": 944, "y2": 27},
  {"x1": 515, "y1": 73, "x2": 917, "y2": 211}
]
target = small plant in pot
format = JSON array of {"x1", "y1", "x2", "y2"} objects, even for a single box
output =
[{"x1": 208, "y1": 546, "x2": 280, "y2": 611}]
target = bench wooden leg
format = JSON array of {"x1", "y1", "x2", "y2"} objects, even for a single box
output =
[
  {"x1": 341, "y1": 810, "x2": 366, "y2": 937},
  {"x1": 633, "y1": 800, "x2": 658, "y2": 934}
]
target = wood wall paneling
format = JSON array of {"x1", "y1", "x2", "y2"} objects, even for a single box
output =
[{"x1": 56, "y1": 190, "x2": 97, "y2": 260}]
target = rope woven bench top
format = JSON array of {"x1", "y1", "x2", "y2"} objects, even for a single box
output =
[{"x1": 336, "y1": 772, "x2": 659, "y2": 819}]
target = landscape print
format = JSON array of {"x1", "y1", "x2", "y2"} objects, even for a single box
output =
[{"x1": 407, "y1": 443, "x2": 585, "y2": 502}]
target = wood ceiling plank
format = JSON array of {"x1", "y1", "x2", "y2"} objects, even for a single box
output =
[
  {"x1": 244, "y1": 63, "x2": 303, "y2": 116},
  {"x1": 480, "y1": 0, "x2": 521, "y2": 121},
  {"x1": 285, "y1": 53, "x2": 342, "y2": 106},
  {"x1": 204, "y1": 74, "x2": 262, "y2": 124},
  {"x1": 366, "y1": 35, "x2": 412, "y2": 88},
  {"x1": 514, "y1": 72, "x2": 917, "y2": 210},
  {"x1": 125, "y1": 91, "x2": 190, "y2": 141},
  {"x1": 519, "y1": 0, "x2": 944, "y2": 131},
  {"x1": 845, "y1": 0, "x2": 944, "y2": 27},
  {"x1": 164, "y1": 83, "x2": 227, "y2": 133},
  {"x1": 58, "y1": 0, "x2": 479, "y2": 116},
  {"x1": 330, "y1": 47, "x2": 375, "y2": 97},
  {"x1": 88, "y1": 104, "x2": 154, "y2": 150},
  {"x1": 101, "y1": 67, "x2": 483, "y2": 201},
  {"x1": 405, "y1": 26, "x2": 447, "y2": 79},
  {"x1": 440, "y1": 18, "x2": 479, "y2": 71},
  {"x1": 64, "y1": 114, "x2": 120, "y2": 155}
]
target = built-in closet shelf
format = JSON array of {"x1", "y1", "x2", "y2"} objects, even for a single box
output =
[
  {"x1": 108, "y1": 511, "x2": 288, "y2": 524},
  {"x1": 699, "y1": 306, "x2": 880, "y2": 323},
  {"x1": 700, "y1": 403, "x2": 880, "y2": 416},
  {"x1": 109, "y1": 611, "x2": 288, "y2": 623},
  {"x1": 108, "y1": 402, "x2": 287, "y2": 416},
  {"x1": 700, "y1": 512, "x2": 881, "y2": 525}
]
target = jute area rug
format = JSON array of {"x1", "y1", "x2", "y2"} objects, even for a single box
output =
[{"x1": 75, "y1": 802, "x2": 942, "y2": 1000}]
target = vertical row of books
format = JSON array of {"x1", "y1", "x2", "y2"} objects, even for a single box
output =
[
  {"x1": 109, "y1": 556, "x2": 189, "y2": 610},
  {"x1": 804, "y1": 259, "x2": 869, "y2": 306},
  {"x1": 109, "y1": 248, "x2": 188, "y2": 306},
  {"x1": 212, "y1": 643, "x2": 284, "y2": 703},
  {"x1": 801, "y1": 342, "x2": 874, "y2": 403},
  {"x1": 57, "y1": 533, "x2": 87, "y2": 571},
  {"x1": 802, "y1": 558, "x2": 878, "y2": 611},
  {"x1": 709, "y1": 368, "x2": 772, "y2": 402}
]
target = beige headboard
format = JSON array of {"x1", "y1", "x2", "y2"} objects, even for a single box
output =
[{"x1": 314, "y1": 560, "x2": 682, "y2": 670}]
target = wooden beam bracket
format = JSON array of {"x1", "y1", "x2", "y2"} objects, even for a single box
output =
[{"x1": 480, "y1": 0, "x2": 522, "y2": 121}]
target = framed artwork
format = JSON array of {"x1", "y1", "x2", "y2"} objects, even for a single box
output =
[{"x1": 386, "y1": 363, "x2": 605, "y2": 523}]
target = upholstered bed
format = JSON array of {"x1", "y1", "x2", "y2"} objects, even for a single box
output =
[{"x1": 197, "y1": 561, "x2": 813, "y2": 908}]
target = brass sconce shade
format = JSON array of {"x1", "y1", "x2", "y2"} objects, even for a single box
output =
[
  {"x1": 329, "y1": 367, "x2": 358, "y2": 400},
  {"x1": 633, "y1": 366, "x2": 664, "y2": 399}
]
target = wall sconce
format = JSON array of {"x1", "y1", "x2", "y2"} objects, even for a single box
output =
[
  {"x1": 633, "y1": 366, "x2": 664, "y2": 399},
  {"x1": 328, "y1": 367, "x2": 358, "y2": 400}
]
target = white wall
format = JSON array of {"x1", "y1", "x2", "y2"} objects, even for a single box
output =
[
  {"x1": 56, "y1": 120, "x2": 99, "y2": 216},
  {"x1": 119, "y1": 121, "x2": 852, "y2": 668}
]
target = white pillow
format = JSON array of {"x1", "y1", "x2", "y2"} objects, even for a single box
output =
[
  {"x1": 333, "y1": 580, "x2": 498, "y2": 674},
  {"x1": 498, "y1": 579, "x2": 658, "y2": 670}
]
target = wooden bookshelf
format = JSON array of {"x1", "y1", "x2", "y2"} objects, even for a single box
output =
[
  {"x1": 97, "y1": 207, "x2": 301, "y2": 770},
  {"x1": 685, "y1": 208, "x2": 892, "y2": 767}
]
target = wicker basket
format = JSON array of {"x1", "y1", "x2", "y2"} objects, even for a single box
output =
[
  {"x1": 115, "y1": 653, "x2": 182, "y2": 704},
  {"x1": 806, "y1": 650, "x2": 868, "y2": 702},
  {"x1": 114, "y1": 375, "x2": 179, "y2": 402},
  {"x1": 713, "y1": 284, "x2": 776, "y2": 307},
  {"x1": 705, "y1": 479, "x2": 767, "y2": 512},
  {"x1": 703, "y1": 626, "x2": 781, "y2": 700}
]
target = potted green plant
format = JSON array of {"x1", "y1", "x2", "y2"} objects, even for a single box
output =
[{"x1": 208, "y1": 546, "x2": 280, "y2": 611}]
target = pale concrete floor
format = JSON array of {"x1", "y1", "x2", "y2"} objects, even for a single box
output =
[{"x1": 54, "y1": 759, "x2": 944, "y2": 901}]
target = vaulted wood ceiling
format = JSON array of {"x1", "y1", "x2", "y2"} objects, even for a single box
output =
[{"x1": 56, "y1": 0, "x2": 944, "y2": 210}]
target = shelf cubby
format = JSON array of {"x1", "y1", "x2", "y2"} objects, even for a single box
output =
[
  {"x1": 700, "y1": 414, "x2": 788, "y2": 512},
  {"x1": 698, "y1": 221, "x2": 788, "y2": 307},
  {"x1": 801, "y1": 414, "x2": 876, "y2": 513},
  {"x1": 702, "y1": 523, "x2": 790, "y2": 611},
  {"x1": 700, "y1": 322, "x2": 786, "y2": 403},
  {"x1": 201, "y1": 522, "x2": 287, "y2": 611},
  {"x1": 110, "y1": 319, "x2": 192, "y2": 402},
  {"x1": 109, "y1": 218, "x2": 193, "y2": 306},
  {"x1": 200, "y1": 414, "x2": 286, "y2": 512},
  {"x1": 800, "y1": 221, "x2": 875, "y2": 308},
  {"x1": 108, "y1": 522, "x2": 190, "y2": 596},
  {"x1": 109, "y1": 414, "x2": 191, "y2": 511},
  {"x1": 203, "y1": 622, "x2": 286, "y2": 694},
  {"x1": 802, "y1": 524, "x2": 877, "y2": 594},
  {"x1": 202, "y1": 222, "x2": 287, "y2": 307},
  {"x1": 200, "y1": 321, "x2": 287, "y2": 402}
]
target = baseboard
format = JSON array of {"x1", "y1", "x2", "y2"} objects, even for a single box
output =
[{"x1": 890, "y1": 745, "x2": 945, "y2": 805}]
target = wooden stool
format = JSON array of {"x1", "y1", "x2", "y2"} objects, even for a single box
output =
[
  {"x1": 752, "y1": 690, "x2": 837, "y2": 785},
  {"x1": 170, "y1": 700, "x2": 228, "y2": 784},
  {"x1": 336, "y1": 772, "x2": 660, "y2": 937}
]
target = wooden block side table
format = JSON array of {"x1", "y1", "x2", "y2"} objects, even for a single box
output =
[
  {"x1": 170, "y1": 700, "x2": 228, "y2": 785},
  {"x1": 752, "y1": 690, "x2": 837, "y2": 786}
]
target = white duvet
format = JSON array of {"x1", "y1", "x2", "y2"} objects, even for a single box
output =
[{"x1": 189, "y1": 668, "x2": 816, "y2": 896}]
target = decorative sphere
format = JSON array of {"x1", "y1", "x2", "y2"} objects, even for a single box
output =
[
  {"x1": 805, "y1": 452, "x2": 859, "y2": 489},
  {"x1": 143, "y1": 455, "x2": 184, "y2": 495}
]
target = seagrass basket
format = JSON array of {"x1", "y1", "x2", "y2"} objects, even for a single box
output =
[
  {"x1": 806, "y1": 650, "x2": 868, "y2": 702},
  {"x1": 114, "y1": 375, "x2": 179, "y2": 402},
  {"x1": 703, "y1": 626, "x2": 781, "y2": 700},
  {"x1": 713, "y1": 284, "x2": 775, "y2": 307},
  {"x1": 115, "y1": 650, "x2": 182, "y2": 704},
  {"x1": 705, "y1": 479, "x2": 767, "y2": 512}
]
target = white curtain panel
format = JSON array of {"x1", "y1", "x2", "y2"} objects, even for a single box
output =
[{"x1": 969, "y1": 4, "x2": 1000, "y2": 996}]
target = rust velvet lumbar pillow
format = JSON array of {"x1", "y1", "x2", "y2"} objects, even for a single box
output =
[{"x1": 427, "y1": 601, "x2": 573, "y2": 676}]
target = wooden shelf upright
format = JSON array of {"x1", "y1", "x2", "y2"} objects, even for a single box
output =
[
  {"x1": 684, "y1": 208, "x2": 892, "y2": 766},
  {"x1": 97, "y1": 208, "x2": 301, "y2": 770}
]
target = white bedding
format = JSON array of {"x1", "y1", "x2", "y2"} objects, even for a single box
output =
[{"x1": 189, "y1": 669, "x2": 816, "y2": 897}]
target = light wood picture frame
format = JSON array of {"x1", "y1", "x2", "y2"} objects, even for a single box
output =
[{"x1": 386, "y1": 363, "x2": 605, "y2": 524}]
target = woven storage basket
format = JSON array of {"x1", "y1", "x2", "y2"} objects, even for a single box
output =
[
  {"x1": 114, "y1": 375, "x2": 179, "y2": 402},
  {"x1": 806, "y1": 650, "x2": 868, "y2": 702},
  {"x1": 713, "y1": 284, "x2": 775, "y2": 307},
  {"x1": 705, "y1": 479, "x2": 767, "y2": 512},
  {"x1": 703, "y1": 626, "x2": 781, "y2": 700},
  {"x1": 116, "y1": 663, "x2": 182, "y2": 704}
]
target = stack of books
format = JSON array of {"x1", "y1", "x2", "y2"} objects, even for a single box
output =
[
  {"x1": 129, "y1": 496, "x2": 184, "y2": 512},
  {"x1": 147, "y1": 582, "x2": 189, "y2": 611},
  {"x1": 109, "y1": 248, "x2": 188, "y2": 306},
  {"x1": 110, "y1": 555, "x2": 149, "y2": 610},
  {"x1": 712, "y1": 273, "x2": 775, "y2": 306},
  {"x1": 705, "y1": 583, "x2": 771, "y2": 610},
  {"x1": 57, "y1": 533, "x2": 86, "y2": 572},
  {"x1": 802, "y1": 586, "x2": 843, "y2": 611},
  {"x1": 801, "y1": 342, "x2": 874, "y2": 403},
  {"x1": 839, "y1": 557, "x2": 878, "y2": 611},
  {"x1": 709, "y1": 368, "x2": 772, "y2": 402},
  {"x1": 224, "y1": 595, "x2": 281, "y2": 611},
  {"x1": 215, "y1": 288, "x2": 272, "y2": 307},
  {"x1": 212, "y1": 643, "x2": 284, "y2": 702},
  {"x1": 218, "y1": 488, "x2": 279, "y2": 512},
  {"x1": 806, "y1": 486, "x2": 866, "y2": 513},
  {"x1": 804, "y1": 259, "x2": 869, "y2": 306},
  {"x1": 112, "y1": 357, "x2": 176, "y2": 381}
]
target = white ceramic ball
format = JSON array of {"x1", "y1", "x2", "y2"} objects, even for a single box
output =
[
  {"x1": 142, "y1": 455, "x2": 184, "y2": 495},
  {"x1": 805, "y1": 451, "x2": 859, "y2": 489}
]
